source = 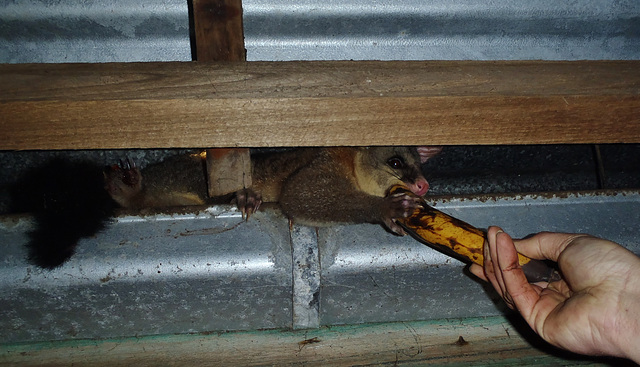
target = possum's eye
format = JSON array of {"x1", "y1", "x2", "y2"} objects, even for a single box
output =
[{"x1": 387, "y1": 157, "x2": 405, "y2": 169}]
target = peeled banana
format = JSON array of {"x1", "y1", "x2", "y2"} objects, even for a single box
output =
[{"x1": 389, "y1": 185, "x2": 558, "y2": 282}]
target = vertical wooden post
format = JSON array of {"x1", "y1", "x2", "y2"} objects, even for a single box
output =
[
  {"x1": 191, "y1": 0, "x2": 252, "y2": 197},
  {"x1": 191, "y1": 0, "x2": 246, "y2": 62}
]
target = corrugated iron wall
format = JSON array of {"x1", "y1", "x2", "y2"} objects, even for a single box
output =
[{"x1": 1, "y1": 0, "x2": 639, "y2": 63}]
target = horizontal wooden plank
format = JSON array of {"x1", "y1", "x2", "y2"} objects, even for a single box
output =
[
  {"x1": 0, "y1": 316, "x2": 620, "y2": 366},
  {"x1": 1, "y1": 61, "x2": 639, "y2": 149}
]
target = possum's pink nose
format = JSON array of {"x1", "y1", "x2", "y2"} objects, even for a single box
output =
[{"x1": 412, "y1": 178, "x2": 430, "y2": 197}]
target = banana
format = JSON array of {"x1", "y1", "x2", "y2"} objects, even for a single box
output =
[{"x1": 389, "y1": 185, "x2": 559, "y2": 282}]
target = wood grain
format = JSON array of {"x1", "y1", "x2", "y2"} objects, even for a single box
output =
[
  {"x1": 190, "y1": 0, "x2": 250, "y2": 196},
  {"x1": 191, "y1": 0, "x2": 245, "y2": 62},
  {"x1": 1, "y1": 316, "x2": 617, "y2": 366},
  {"x1": 1, "y1": 61, "x2": 639, "y2": 149}
]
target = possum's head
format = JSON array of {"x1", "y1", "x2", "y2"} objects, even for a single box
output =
[{"x1": 354, "y1": 146, "x2": 441, "y2": 197}]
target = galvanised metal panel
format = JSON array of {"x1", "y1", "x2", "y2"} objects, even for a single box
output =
[
  {"x1": 244, "y1": 0, "x2": 640, "y2": 61},
  {"x1": 0, "y1": 0, "x2": 192, "y2": 63},
  {"x1": 1, "y1": 0, "x2": 639, "y2": 63},
  {"x1": 319, "y1": 191, "x2": 640, "y2": 326},
  {"x1": 1, "y1": 191, "x2": 639, "y2": 343},
  {"x1": 0, "y1": 208, "x2": 293, "y2": 343}
]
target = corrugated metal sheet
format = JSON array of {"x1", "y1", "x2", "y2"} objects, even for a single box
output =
[
  {"x1": 244, "y1": 0, "x2": 640, "y2": 61},
  {"x1": 0, "y1": 0, "x2": 191, "y2": 63},
  {"x1": 1, "y1": 0, "x2": 639, "y2": 63},
  {"x1": 1, "y1": 191, "x2": 639, "y2": 343}
]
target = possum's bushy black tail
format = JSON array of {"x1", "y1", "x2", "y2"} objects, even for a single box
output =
[{"x1": 11, "y1": 159, "x2": 116, "y2": 269}]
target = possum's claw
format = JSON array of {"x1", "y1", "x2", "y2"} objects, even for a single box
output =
[
  {"x1": 116, "y1": 158, "x2": 139, "y2": 187},
  {"x1": 382, "y1": 192, "x2": 424, "y2": 235},
  {"x1": 119, "y1": 157, "x2": 136, "y2": 171},
  {"x1": 234, "y1": 188, "x2": 262, "y2": 221},
  {"x1": 104, "y1": 158, "x2": 143, "y2": 208}
]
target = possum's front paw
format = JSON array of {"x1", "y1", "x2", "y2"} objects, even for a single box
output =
[
  {"x1": 104, "y1": 158, "x2": 142, "y2": 207},
  {"x1": 381, "y1": 192, "x2": 424, "y2": 235},
  {"x1": 234, "y1": 188, "x2": 262, "y2": 220}
]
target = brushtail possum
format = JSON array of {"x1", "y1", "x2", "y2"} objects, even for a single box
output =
[
  {"x1": 248, "y1": 146, "x2": 440, "y2": 234},
  {"x1": 107, "y1": 146, "x2": 441, "y2": 234},
  {"x1": 16, "y1": 146, "x2": 440, "y2": 268}
]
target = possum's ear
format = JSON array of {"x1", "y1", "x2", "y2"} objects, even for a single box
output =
[{"x1": 416, "y1": 146, "x2": 443, "y2": 163}]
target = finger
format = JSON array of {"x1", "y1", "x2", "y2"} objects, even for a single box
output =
[
  {"x1": 513, "y1": 232, "x2": 590, "y2": 262},
  {"x1": 486, "y1": 226, "x2": 503, "y2": 242},
  {"x1": 468, "y1": 263, "x2": 487, "y2": 281},
  {"x1": 484, "y1": 228, "x2": 508, "y2": 300},
  {"x1": 495, "y1": 231, "x2": 544, "y2": 317},
  {"x1": 492, "y1": 230, "x2": 517, "y2": 307},
  {"x1": 488, "y1": 228, "x2": 510, "y2": 297}
]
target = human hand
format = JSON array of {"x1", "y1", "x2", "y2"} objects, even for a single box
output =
[{"x1": 469, "y1": 227, "x2": 640, "y2": 363}]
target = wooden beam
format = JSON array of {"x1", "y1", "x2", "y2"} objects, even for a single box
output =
[
  {"x1": 0, "y1": 316, "x2": 612, "y2": 366},
  {"x1": 191, "y1": 0, "x2": 245, "y2": 62},
  {"x1": 190, "y1": 0, "x2": 250, "y2": 196},
  {"x1": 1, "y1": 60, "x2": 639, "y2": 150}
]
